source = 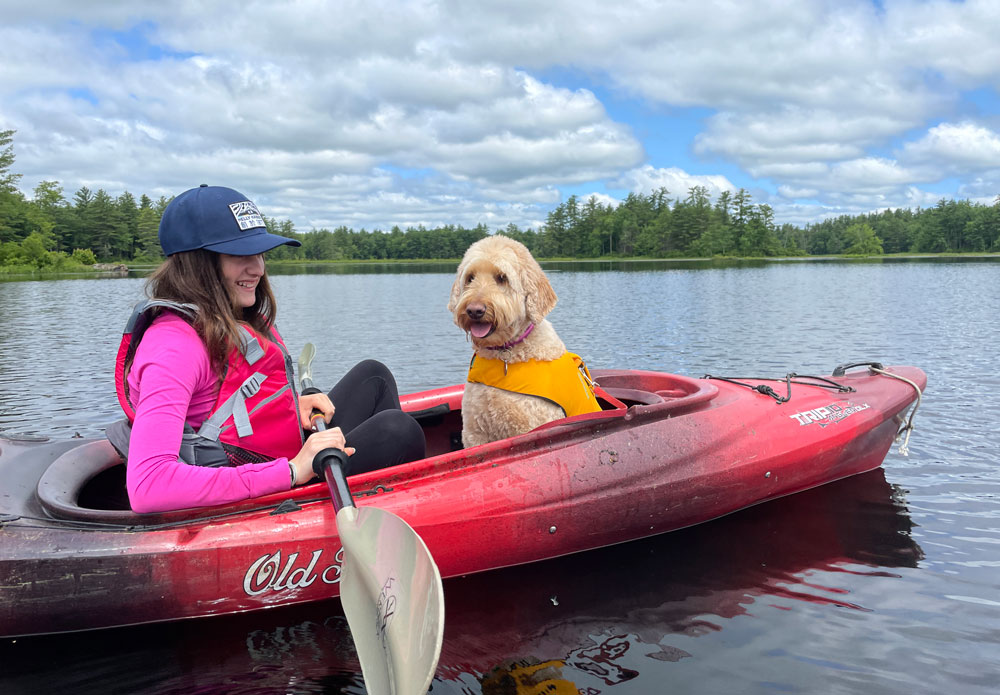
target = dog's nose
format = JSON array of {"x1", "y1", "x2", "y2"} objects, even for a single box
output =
[{"x1": 466, "y1": 304, "x2": 485, "y2": 320}]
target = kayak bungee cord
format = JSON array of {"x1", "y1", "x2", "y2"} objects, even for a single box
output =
[
  {"x1": 703, "y1": 365, "x2": 923, "y2": 456},
  {"x1": 869, "y1": 366, "x2": 923, "y2": 456},
  {"x1": 702, "y1": 373, "x2": 855, "y2": 404}
]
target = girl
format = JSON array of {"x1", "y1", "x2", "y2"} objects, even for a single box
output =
[{"x1": 113, "y1": 185, "x2": 425, "y2": 513}]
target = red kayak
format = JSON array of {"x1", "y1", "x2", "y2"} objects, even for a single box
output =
[{"x1": 0, "y1": 362, "x2": 924, "y2": 638}]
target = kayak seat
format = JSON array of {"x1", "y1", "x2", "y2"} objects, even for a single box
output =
[
  {"x1": 36, "y1": 439, "x2": 137, "y2": 523},
  {"x1": 36, "y1": 439, "x2": 273, "y2": 525}
]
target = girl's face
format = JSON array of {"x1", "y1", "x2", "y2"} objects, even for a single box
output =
[{"x1": 219, "y1": 253, "x2": 265, "y2": 309}]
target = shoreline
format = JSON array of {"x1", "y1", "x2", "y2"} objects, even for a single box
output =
[{"x1": 2, "y1": 251, "x2": 998, "y2": 280}]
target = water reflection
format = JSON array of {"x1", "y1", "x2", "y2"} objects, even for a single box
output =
[
  {"x1": 480, "y1": 659, "x2": 581, "y2": 694},
  {"x1": 437, "y1": 467, "x2": 922, "y2": 689},
  {"x1": 269, "y1": 261, "x2": 456, "y2": 275},
  {"x1": 0, "y1": 468, "x2": 921, "y2": 694}
]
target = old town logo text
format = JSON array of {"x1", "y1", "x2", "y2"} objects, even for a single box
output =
[
  {"x1": 376, "y1": 576, "x2": 398, "y2": 647},
  {"x1": 789, "y1": 402, "x2": 870, "y2": 427},
  {"x1": 243, "y1": 547, "x2": 344, "y2": 596}
]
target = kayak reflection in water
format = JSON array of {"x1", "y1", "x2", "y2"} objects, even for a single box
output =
[{"x1": 106, "y1": 184, "x2": 425, "y2": 513}]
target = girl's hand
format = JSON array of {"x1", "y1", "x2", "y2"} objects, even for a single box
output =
[
  {"x1": 298, "y1": 392, "x2": 334, "y2": 430},
  {"x1": 289, "y1": 426, "x2": 355, "y2": 486}
]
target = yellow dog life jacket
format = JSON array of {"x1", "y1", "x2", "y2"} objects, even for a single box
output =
[{"x1": 467, "y1": 351, "x2": 602, "y2": 418}]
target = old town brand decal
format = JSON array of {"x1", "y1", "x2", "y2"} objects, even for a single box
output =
[
  {"x1": 376, "y1": 576, "x2": 398, "y2": 647},
  {"x1": 243, "y1": 547, "x2": 344, "y2": 596},
  {"x1": 789, "y1": 401, "x2": 870, "y2": 427}
]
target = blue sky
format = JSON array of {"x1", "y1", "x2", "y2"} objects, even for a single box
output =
[{"x1": 2, "y1": 1, "x2": 999, "y2": 231}]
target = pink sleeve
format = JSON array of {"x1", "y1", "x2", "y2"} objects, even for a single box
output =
[{"x1": 125, "y1": 315, "x2": 292, "y2": 513}]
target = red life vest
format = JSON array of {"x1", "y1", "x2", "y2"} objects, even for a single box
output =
[{"x1": 114, "y1": 299, "x2": 303, "y2": 466}]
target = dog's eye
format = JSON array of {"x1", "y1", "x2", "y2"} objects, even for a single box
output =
[
  {"x1": 496, "y1": 274, "x2": 507, "y2": 285},
  {"x1": 465, "y1": 273, "x2": 474, "y2": 284}
]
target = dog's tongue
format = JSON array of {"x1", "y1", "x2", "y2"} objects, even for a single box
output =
[{"x1": 470, "y1": 321, "x2": 493, "y2": 339}]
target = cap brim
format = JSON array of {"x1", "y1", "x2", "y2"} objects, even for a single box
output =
[{"x1": 201, "y1": 231, "x2": 302, "y2": 256}]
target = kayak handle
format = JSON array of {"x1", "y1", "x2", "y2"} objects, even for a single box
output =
[{"x1": 832, "y1": 361, "x2": 884, "y2": 377}]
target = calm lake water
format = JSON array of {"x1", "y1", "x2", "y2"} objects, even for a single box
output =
[{"x1": 1, "y1": 257, "x2": 999, "y2": 694}]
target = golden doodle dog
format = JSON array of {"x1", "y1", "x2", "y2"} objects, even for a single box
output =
[{"x1": 448, "y1": 236, "x2": 603, "y2": 447}]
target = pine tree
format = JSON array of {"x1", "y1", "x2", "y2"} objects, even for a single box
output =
[{"x1": 0, "y1": 129, "x2": 22, "y2": 193}]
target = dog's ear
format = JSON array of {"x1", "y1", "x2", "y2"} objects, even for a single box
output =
[
  {"x1": 518, "y1": 247, "x2": 558, "y2": 320},
  {"x1": 447, "y1": 258, "x2": 467, "y2": 314}
]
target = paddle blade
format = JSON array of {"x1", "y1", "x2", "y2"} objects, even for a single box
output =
[
  {"x1": 337, "y1": 505, "x2": 444, "y2": 695},
  {"x1": 297, "y1": 342, "x2": 317, "y2": 390}
]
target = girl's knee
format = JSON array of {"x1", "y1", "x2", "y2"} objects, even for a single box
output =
[
  {"x1": 355, "y1": 359, "x2": 391, "y2": 380},
  {"x1": 379, "y1": 410, "x2": 426, "y2": 461}
]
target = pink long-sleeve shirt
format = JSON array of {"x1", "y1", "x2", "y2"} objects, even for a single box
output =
[{"x1": 125, "y1": 312, "x2": 291, "y2": 513}]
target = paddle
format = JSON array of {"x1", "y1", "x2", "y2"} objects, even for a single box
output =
[{"x1": 297, "y1": 343, "x2": 445, "y2": 695}]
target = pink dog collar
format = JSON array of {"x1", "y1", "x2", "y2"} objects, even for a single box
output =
[{"x1": 488, "y1": 323, "x2": 535, "y2": 351}]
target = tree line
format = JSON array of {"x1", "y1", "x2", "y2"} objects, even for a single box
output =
[{"x1": 2, "y1": 129, "x2": 999, "y2": 271}]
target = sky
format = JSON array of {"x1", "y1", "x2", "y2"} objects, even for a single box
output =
[{"x1": 2, "y1": 0, "x2": 1000, "y2": 232}]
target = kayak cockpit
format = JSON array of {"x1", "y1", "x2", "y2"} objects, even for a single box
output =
[{"x1": 531, "y1": 368, "x2": 720, "y2": 432}]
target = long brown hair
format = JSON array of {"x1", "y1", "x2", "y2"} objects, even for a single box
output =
[{"x1": 147, "y1": 249, "x2": 280, "y2": 375}]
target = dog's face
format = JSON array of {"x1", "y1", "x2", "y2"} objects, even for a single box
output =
[{"x1": 448, "y1": 236, "x2": 557, "y2": 347}]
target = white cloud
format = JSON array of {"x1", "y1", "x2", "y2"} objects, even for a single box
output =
[
  {"x1": 2, "y1": 14, "x2": 643, "y2": 229},
  {"x1": 610, "y1": 165, "x2": 736, "y2": 199},
  {"x1": 901, "y1": 185, "x2": 951, "y2": 209},
  {"x1": 956, "y1": 174, "x2": 1000, "y2": 203},
  {"x1": 778, "y1": 185, "x2": 819, "y2": 199},
  {"x1": 828, "y1": 157, "x2": 918, "y2": 191},
  {"x1": 885, "y1": 0, "x2": 1000, "y2": 86},
  {"x1": 902, "y1": 122, "x2": 1000, "y2": 171},
  {"x1": 694, "y1": 108, "x2": 914, "y2": 168},
  {"x1": 575, "y1": 191, "x2": 621, "y2": 209},
  {"x1": 754, "y1": 157, "x2": 926, "y2": 199}
]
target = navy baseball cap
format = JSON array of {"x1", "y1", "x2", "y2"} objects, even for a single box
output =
[{"x1": 158, "y1": 185, "x2": 302, "y2": 256}]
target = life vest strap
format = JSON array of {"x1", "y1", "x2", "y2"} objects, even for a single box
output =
[
  {"x1": 198, "y1": 371, "x2": 268, "y2": 440},
  {"x1": 125, "y1": 299, "x2": 198, "y2": 334},
  {"x1": 237, "y1": 328, "x2": 266, "y2": 365},
  {"x1": 592, "y1": 384, "x2": 627, "y2": 410}
]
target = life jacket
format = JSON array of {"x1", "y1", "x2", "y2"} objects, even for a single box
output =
[
  {"x1": 466, "y1": 351, "x2": 602, "y2": 418},
  {"x1": 110, "y1": 299, "x2": 303, "y2": 467}
]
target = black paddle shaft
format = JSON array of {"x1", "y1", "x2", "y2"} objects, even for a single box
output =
[
  {"x1": 314, "y1": 445, "x2": 355, "y2": 514},
  {"x1": 301, "y1": 386, "x2": 356, "y2": 513}
]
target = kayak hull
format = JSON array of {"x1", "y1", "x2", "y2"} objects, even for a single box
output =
[{"x1": 0, "y1": 365, "x2": 925, "y2": 637}]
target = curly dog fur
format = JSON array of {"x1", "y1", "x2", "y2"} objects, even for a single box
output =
[{"x1": 448, "y1": 235, "x2": 574, "y2": 447}]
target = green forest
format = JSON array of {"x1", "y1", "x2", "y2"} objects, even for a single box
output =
[{"x1": 2, "y1": 128, "x2": 999, "y2": 272}]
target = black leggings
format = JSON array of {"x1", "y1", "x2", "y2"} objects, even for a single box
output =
[{"x1": 318, "y1": 359, "x2": 425, "y2": 476}]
